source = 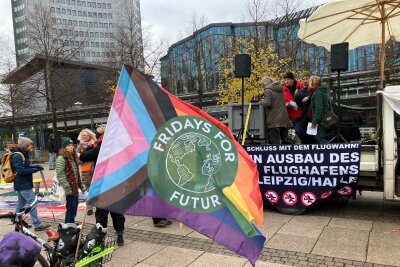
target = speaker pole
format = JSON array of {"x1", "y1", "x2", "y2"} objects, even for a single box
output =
[
  {"x1": 329, "y1": 70, "x2": 347, "y2": 143},
  {"x1": 241, "y1": 76, "x2": 245, "y2": 143}
]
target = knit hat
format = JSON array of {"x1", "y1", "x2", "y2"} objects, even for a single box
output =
[
  {"x1": 283, "y1": 72, "x2": 295, "y2": 80},
  {"x1": 61, "y1": 137, "x2": 74, "y2": 148},
  {"x1": 18, "y1": 137, "x2": 33, "y2": 148},
  {"x1": 300, "y1": 70, "x2": 311, "y2": 78}
]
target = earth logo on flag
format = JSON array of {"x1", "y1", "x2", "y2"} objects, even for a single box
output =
[{"x1": 148, "y1": 116, "x2": 238, "y2": 213}]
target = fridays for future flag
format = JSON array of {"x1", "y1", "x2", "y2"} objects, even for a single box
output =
[{"x1": 87, "y1": 65, "x2": 266, "y2": 264}]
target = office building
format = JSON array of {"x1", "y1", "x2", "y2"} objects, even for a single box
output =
[{"x1": 11, "y1": 0, "x2": 143, "y2": 67}]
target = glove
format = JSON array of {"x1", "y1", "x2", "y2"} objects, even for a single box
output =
[{"x1": 32, "y1": 165, "x2": 44, "y2": 171}]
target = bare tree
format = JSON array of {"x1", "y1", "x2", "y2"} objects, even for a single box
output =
[
  {"x1": 22, "y1": 2, "x2": 84, "y2": 142},
  {"x1": 110, "y1": 0, "x2": 144, "y2": 70}
]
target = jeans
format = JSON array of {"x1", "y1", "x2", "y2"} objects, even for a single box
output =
[
  {"x1": 16, "y1": 190, "x2": 41, "y2": 228},
  {"x1": 95, "y1": 208, "x2": 125, "y2": 235},
  {"x1": 65, "y1": 195, "x2": 79, "y2": 223},
  {"x1": 49, "y1": 152, "x2": 56, "y2": 170},
  {"x1": 267, "y1": 127, "x2": 288, "y2": 144}
]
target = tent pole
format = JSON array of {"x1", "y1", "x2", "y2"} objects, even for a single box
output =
[{"x1": 380, "y1": 11, "x2": 386, "y2": 90}]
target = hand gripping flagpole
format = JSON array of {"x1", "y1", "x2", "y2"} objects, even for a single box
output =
[{"x1": 39, "y1": 170, "x2": 56, "y2": 221}]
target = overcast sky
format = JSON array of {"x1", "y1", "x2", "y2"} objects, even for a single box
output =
[{"x1": 0, "y1": 0, "x2": 327, "y2": 61}]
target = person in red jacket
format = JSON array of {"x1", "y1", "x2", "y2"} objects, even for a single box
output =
[{"x1": 282, "y1": 72, "x2": 305, "y2": 142}]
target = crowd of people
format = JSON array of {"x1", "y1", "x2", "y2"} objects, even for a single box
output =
[
  {"x1": 11, "y1": 126, "x2": 172, "y2": 248},
  {"x1": 260, "y1": 71, "x2": 334, "y2": 144}
]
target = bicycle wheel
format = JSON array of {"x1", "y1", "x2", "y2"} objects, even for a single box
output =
[{"x1": 34, "y1": 254, "x2": 50, "y2": 267}]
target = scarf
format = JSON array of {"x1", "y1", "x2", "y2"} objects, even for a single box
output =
[
  {"x1": 65, "y1": 157, "x2": 80, "y2": 197},
  {"x1": 80, "y1": 139, "x2": 95, "y2": 149}
]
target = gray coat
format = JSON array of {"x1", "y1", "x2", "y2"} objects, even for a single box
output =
[{"x1": 260, "y1": 83, "x2": 291, "y2": 129}]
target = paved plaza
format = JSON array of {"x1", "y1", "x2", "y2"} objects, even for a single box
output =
[{"x1": 1, "y1": 165, "x2": 400, "y2": 267}]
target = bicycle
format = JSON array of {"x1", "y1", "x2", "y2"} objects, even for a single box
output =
[{"x1": 0, "y1": 195, "x2": 115, "y2": 267}]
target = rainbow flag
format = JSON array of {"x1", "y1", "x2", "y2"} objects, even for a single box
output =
[{"x1": 87, "y1": 65, "x2": 265, "y2": 264}]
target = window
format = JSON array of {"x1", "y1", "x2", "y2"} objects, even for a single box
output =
[
  {"x1": 88, "y1": 12, "x2": 92, "y2": 17},
  {"x1": 94, "y1": 22, "x2": 98, "y2": 28},
  {"x1": 105, "y1": 42, "x2": 109, "y2": 48},
  {"x1": 97, "y1": 3, "x2": 101, "y2": 8},
  {"x1": 100, "y1": 32, "x2": 104, "y2": 38},
  {"x1": 81, "y1": 51, "x2": 85, "y2": 57},
  {"x1": 62, "y1": 8, "x2": 66, "y2": 14},
  {"x1": 50, "y1": 7, "x2": 55, "y2": 13},
  {"x1": 102, "y1": 52, "x2": 105, "y2": 57},
  {"x1": 104, "y1": 23, "x2": 108, "y2": 28},
  {"x1": 102, "y1": 3, "x2": 106, "y2": 9},
  {"x1": 96, "y1": 52, "x2": 100, "y2": 57},
  {"x1": 79, "y1": 31, "x2": 83, "y2": 36},
  {"x1": 107, "y1": 3, "x2": 111, "y2": 9},
  {"x1": 101, "y1": 42, "x2": 104, "y2": 48},
  {"x1": 98, "y1": 13, "x2": 102, "y2": 18},
  {"x1": 99, "y1": 22, "x2": 103, "y2": 28},
  {"x1": 85, "y1": 41, "x2": 89, "y2": 46},
  {"x1": 83, "y1": 11, "x2": 87, "y2": 17},
  {"x1": 84, "y1": 21, "x2": 88, "y2": 27},
  {"x1": 57, "y1": 18, "x2": 61, "y2": 23},
  {"x1": 56, "y1": 8, "x2": 60, "y2": 13},
  {"x1": 95, "y1": 32, "x2": 99, "y2": 38},
  {"x1": 82, "y1": 1, "x2": 86, "y2": 7},
  {"x1": 108, "y1": 13, "x2": 112, "y2": 19},
  {"x1": 72, "y1": 0, "x2": 75, "y2": 5},
  {"x1": 95, "y1": 42, "x2": 99, "y2": 47},
  {"x1": 110, "y1": 42, "x2": 114, "y2": 48},
  {"x1": 74, "y1": 31, "x2": 78, "y2": 36},
  {"x1": 92, "y1": 52, "x2": 95, "y2": 57},
  {"x1": 51, "y1": 17, "x2": 56, "y2": 23},
  {"x1": 67, "y1": 9, "x2": 71, "y2": 15},
  {"x1": 69, "y1": 30, "x2": 73, "y2": 35},
  {"x1": 89, "y1": 22, "x2": 93, "y2": 27},
  {"x1": 77, "y1": 1, "x2": 81, "y2": 6},
  {"x1": 87, "y1": 2, "x2": 91, "y2": 7},
  {"x1": 67, "y1": 0, "x2": 70, "y2": 4},
  {"x1": 109, "y1": 23, "x2": 112, "y2": 28},
  {"x1": 103, "y1": 13, "x2": 107, "y2": 18},
  {"x1": 68, "y1": 20, "x2": 72, "y2": 25},
  {"x1": 86, "y1": 51, "x2": 90, "y2": 57},
  {"x1": 110, "y1": 33, "x2": 113, "y2": 38},
  {"x1": 91, "y1": 42, "x2": 94, "y2": 47},
  {"x1": 93, "y1": 12, "x2": 97, "y2": 18},
  {"x1": 79, "y1": 21, "x2": 83, "y2": 26},
  {"x1": 78, "y1": 11, "x2": 81, "y2": 16},
  {"x1": 73, "y1": 20, "x2": 77, "y2": 26},
  {"x1": 92, "y1": 2, "x2": 96, "y2": 7},
  {"x1": 62, "y1": 19, "x2": 67, "y2": 25},
  {"x1": 75, "y1": 41, "x2": 79, "y2": 46},
  {"x1": 105, "y1": 33, "x2": 109, "y2": 38},
  {"x1": 85, "y1": 31, "x2": 89, "y2": 37},
  {"x1": 90, "y1": 32, "x2": 94, "y2": 37},
  {"x1": 72, "y1": 10, "x2": 76, "y2": 16}
]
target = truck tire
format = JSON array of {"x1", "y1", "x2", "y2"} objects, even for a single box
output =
[{"x1": 276, "y1": 207, "x2": 306, "y2": 215}]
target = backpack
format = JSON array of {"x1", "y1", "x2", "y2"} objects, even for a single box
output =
[{"x1": 1, "y1": 152, "x2": 25, "y2": 183}]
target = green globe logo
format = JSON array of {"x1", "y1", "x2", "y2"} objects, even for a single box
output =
[
  {"x1": 148, "y1": 116, "x2": 238, "y2": 213},
  {"x1": 167, "y1": 132, "x2": 221, "y2": 193}
]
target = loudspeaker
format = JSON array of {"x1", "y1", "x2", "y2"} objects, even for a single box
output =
[
  {"x1": 331, "y1": 43, "x2": 348, "y2": 72},
  {"x1": 234, "y1": 54, "x2": 251, "y2": 78}
]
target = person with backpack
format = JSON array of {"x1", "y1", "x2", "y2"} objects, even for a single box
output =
[{"x1": 11, "y1": 137, "x2": 50, "y2": 231}]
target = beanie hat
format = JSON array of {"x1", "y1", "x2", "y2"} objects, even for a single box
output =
[
  {"x1": 61, "y1": 137, "x2": 74, "y2": 148},
  {"x1": 18, "y1": 137, "x2": 33, "y2": 148},
  {"x1": 300, "y1": 70, "x2": 311, "y2": 78},
  {"x1": 283, "y1": 72, "x2": 295, "y2": 80}
]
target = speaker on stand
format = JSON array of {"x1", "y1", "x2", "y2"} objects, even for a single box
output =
[
  {"x1": 330, "y1": 42, "x2": 349, "y2": 143},
  {"x1": 234, "y1": 54, "x2": 251, "y2": 143}
]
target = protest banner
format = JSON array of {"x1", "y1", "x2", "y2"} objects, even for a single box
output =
[{"x1": 245, "y1": 143, "x2": 361, "y2": 209}]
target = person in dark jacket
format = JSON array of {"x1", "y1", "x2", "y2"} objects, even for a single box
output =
[
  {"x1": 310, "y1": 76, "x2": 334, "y2": 143},
  {"x1": 259, "y1": 77, "x2": 291, "y2": 144},
  {"x1": 79, "y1": 127, "x2": 126, "y2": 246},
  {"x1": 48, "y1": 133, "x2": 57, "y2": 170},
  {"x1": 12, "y1": 137, "x2": 50, "y2": 231}
]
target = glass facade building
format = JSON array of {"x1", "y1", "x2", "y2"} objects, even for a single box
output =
[
  {"x1": 160, "y1": 6, "x2": 394, "y2": 109},
  {"x1": 11, "y1": 0, "x2": 143, "y2": 66}
]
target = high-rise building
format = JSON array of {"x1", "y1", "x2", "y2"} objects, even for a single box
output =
[{"x1": 11, "y1": 0, "x2": 143, "y2": 67}]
